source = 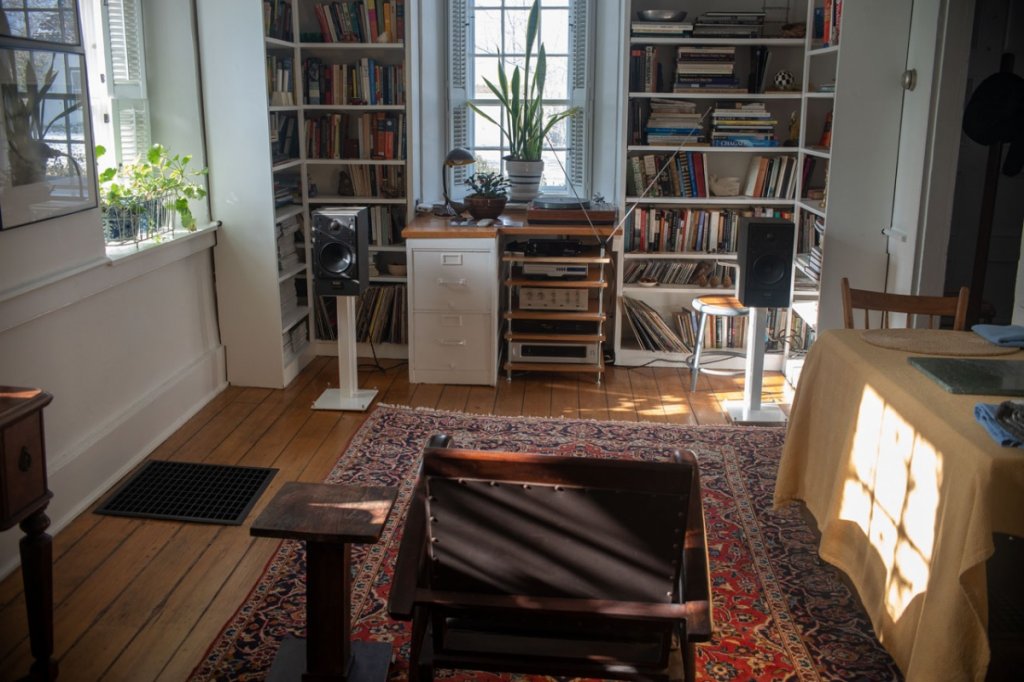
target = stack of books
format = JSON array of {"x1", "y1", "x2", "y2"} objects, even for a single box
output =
[
  {"x1": 674, "y1": 46, "x2": 743, "y2": 93},
  {"x1": 710, "y1": 103, "x2": 778, "y2": 147},
  {"x1": 645, "y1": 99, "x2": 704, "y2": 146},
  {"x1": 692, "y1": 11, "x2": 765, "y2": 38},
  {"x1": 273, "y1": 175, "x2": 300, "y2": 207},
  {"x1": 275, "y1": 213, "x2": 305, "y2": 273},
  {"x1": 630, "y1": 19, "x2": 694, "y2": 37}
]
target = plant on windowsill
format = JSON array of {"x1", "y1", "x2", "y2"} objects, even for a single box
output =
[
  {"x1": 463, "y1": 171, "x2": 510, "y2": 220},
  {"x1": 466, "y1": 0, "x2": 579, "y2": 202},
  {"x1": 97, "y1": 144, "x2": 208, "y2": 245}
]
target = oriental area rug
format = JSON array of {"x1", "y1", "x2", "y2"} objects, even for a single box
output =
[{"x1": 190, "y1": 405, "x2": 902, "y2": 681}]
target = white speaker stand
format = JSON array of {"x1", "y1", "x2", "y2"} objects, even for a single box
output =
[
  {"x1": 313, "y1": 296, "x2": 378, "y2": 411},
  {"x1": 722, "y1": 307, "x2": 787, "y2": 425}
]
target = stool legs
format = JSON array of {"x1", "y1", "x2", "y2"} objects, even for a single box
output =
[{"x1": 690, "y1": 312, "x2": 709, "y2": 392}]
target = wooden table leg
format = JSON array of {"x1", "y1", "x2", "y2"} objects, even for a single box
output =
[{"x1": 19, "y1": 508, "x2": 57, "y2": 682}]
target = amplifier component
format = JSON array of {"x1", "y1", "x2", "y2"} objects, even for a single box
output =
[
  {"x1": 522, "y1": 263, "x2": 588, "y2": 279},
  {"x1": 518, "y1": 288, "x2": 589, "y2": 311},
  {"x1": 510, "y1": 341, "x2": 599, "y2": 364}
]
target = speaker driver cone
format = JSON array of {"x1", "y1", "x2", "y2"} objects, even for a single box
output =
[
  {"x1": 752, "y1": 254, "x2": 786, "y2": 284},
  {"x1": 319, "y1": 241, "x2": 355, "y2": 276}
]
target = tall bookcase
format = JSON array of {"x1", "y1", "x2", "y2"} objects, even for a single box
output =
[
  {"x1": 198, "y1": 1, "x2": 415, "y2": 388},
  {"x1": 614, "y1": 0, "x2": 808, "y2": 369}
]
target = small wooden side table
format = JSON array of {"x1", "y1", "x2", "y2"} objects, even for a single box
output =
[
  {"x1": 250, "y1": 481, "x2": 398, "y2": 681},
  {"x1": 0, "y1": 386, "x2": 57, "y2": 681}
]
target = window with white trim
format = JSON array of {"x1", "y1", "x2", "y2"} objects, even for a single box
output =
[
  {"x1": 449, "y1": 0, "x2": 590, "y2": 199},
  {"x1": 80, "y1": 0, "x2": 150, "y2": 168}
]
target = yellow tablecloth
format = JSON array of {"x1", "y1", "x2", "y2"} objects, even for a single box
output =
[{"x1": 775, "y1": 329, "x2": 1024, "y2": 682}]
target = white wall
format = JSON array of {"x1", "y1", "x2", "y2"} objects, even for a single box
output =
[{"x1": 0, "y1": 0, "x2": 224, "y2": 577}]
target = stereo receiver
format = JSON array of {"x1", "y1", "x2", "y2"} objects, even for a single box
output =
[{"x1": 510, "y1": 341, "x2": 599, "y2": 364}]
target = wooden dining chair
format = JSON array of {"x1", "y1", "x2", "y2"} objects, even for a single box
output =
[
  {"x1": 840, "y1": 277, "x2": 970, "y2": 330},
  {"x1": 388, "y1": 434, "x2": 712, "y2": 681}
]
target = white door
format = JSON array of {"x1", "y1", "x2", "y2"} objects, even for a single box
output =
[{"x1": 886, "y1": 0, "x2": 976, "y2": 299}]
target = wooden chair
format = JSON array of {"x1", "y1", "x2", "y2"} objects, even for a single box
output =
[
  {"x1": 388, "y1": 434, "x2": 712, "y2": 681},
  {"x1": 841, "y1": 277, "x2": 970, "y2": 330}
]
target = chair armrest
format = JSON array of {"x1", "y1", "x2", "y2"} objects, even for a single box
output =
[
  {"x1": 679, "y1": 449, "x2": 712, "y2": 640},
  {"x1": 414, "y1": 589, "x2": 710, "y2": 629}
]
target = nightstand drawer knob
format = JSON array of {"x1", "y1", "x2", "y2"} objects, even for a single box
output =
[{"x1": 19, "y1": 446, "x2": 32, "y2": 472}]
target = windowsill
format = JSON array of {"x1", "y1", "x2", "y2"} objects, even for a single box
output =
[{"x1": 105, "y1": 221, "x2": 221, "y2": 264}]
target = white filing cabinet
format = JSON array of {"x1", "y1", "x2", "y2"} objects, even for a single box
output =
[{"x1": 407, "y1": 237, "x2": 499, "y2": 385}]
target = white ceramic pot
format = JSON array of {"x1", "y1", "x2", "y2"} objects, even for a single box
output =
[{"x1": 504, "y1": 158, "x2": 544, "y2": 202}]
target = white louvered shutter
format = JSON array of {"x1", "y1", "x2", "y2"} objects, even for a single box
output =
[{"x1": 102, "y1": 0, "x2": 150, "y2": 164}]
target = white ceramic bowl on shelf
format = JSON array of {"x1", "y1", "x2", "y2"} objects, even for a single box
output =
[{"x1": 636, "y1": 9, "x2": 687, "y2": 21}]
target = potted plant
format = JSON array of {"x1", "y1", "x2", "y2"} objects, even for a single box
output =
[
  {"x1": 463, "y1": 171, "x2": 510, "y2": 220},
  {"x1": 97, "y1": 144, "x2": 207, "y2": 243},
  {"x1": 466, "y1": 0, "x2": 578, "y2": 202}
]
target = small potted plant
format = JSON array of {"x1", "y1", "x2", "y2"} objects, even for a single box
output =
[
  {"x1": 97, "y1": 144, "x2": 207, "y2": 244},
  {"x1": 463, "y1": 171, "x2": 510, "y2": 220}
]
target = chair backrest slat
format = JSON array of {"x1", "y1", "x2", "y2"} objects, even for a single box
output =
[{"x1": 841, "y1": 277, "x2": 969, "y2": 330}]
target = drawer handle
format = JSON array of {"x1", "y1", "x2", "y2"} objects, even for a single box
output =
[
  {"x1": 438, "y1": 338, "x2": 467, "y2": 346},
  {"x1": 437, "y1": 278, "x2": 467, "y2": 288},
  {"x1": 19, "y1": 446, "x2": 32, "y2": 472}
]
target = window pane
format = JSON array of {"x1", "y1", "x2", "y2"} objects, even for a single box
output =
[
  {"x1": 503, "y1": 8, "x2": 528, "y2": 55},
  {"x1": 472, "y1": 55, "x2": 501, "y2": 98},
  {"x1": 471, "y1": 106, "x2": 504, "y2": 147},
  {"x1": 473, "y1": 9, "x2": 502, "y2": 53},
  {"x1": 474, "y1": 151, "x2": 502, "y2": 175},
  {"x1": 541, "y1": 55, "x2": 569, "y2": 99},
  {"x1": 539, "y1": 8, "x2": 567, "y2": 53}
]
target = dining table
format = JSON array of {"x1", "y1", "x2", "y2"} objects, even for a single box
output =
[{"x1": 774, "y1": 328, "x2": 1024, "y2": 681}]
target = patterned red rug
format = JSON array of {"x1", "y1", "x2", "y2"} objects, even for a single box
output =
[{"x1": 190, "y1": 405, "x2": 901, "y2": 681}]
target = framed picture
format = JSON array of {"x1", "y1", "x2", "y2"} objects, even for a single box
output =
[
  {"x1": 0, "y1": 45, "x2": 95, "y2": 229},
  {"x1": 0, "y1": 0, "x2": 93, "y2": 229}
]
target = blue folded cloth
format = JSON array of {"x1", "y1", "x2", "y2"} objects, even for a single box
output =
[
  {"x1": 975, "y1": 403, "x2": 1023, "y2": 447},
  {"x1": 972, "y1": 324, "x2": 1024, "y2": 347}
]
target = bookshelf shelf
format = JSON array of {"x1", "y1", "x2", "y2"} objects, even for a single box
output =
[
  {"x1": 625, "y1": 196, "x2": 797, "y2": 207},
  {"x1": 627, "y1": 145, "x2": 799, "y2": 153},
  {"x1": 624, "y1": 252, "x2": 737, "y2": 260},
  {"x1": 629, "y1": 37, "x2": 805, "y2": 47},
  {"x1": 305, "y1": 158, "x2": 405, "y2": 166},
  {"x1": 279, "y1": 261, "x2": 307, "y2": 284},
  {"x1": 628, "y1": 91, "x2": 803, "y2": 101},
  {"x1": 808, "y1": 44, "x2": 840, "y2": 57},
  {"x1": 796, "y1": 199, "x2": 827, "y2": 217},
  {"x1": 307, "y1": 195, "x2": 406, "y2": 204}
]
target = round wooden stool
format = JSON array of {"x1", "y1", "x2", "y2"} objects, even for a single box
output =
[{"x1": 689, "y1": 295, "x2": 749, "y2": 392}]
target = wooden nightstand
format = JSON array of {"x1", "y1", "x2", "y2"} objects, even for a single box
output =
[{"x1": 0, "y1": 386, "x2": 57, "y2": 681}]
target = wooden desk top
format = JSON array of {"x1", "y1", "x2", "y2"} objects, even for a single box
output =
[
  {"x1": 402, "y1": 210, "x2": 619, "y2": 240},
  {"x1": 250, "y1": 482, "x2": 398, "y2": 544}
]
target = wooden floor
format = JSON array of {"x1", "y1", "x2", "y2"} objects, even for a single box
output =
[{"x1": 0, "y1": 358, "x2": 792, "y2": 681}]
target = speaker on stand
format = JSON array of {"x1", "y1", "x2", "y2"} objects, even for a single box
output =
[
  {"x1": 724, "y1": 217, "x2": 795, "y2": 424},
  {"x1": 310, "y1": 207, "x2": 378, "y2": 411}
]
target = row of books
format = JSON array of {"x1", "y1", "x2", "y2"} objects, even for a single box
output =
[
  {"x1": 626, "y1": 152, "x2": 709, "y2": 198},
  {"x1": 818, "y1": 0, "x2": 842, "y2": 47},
  {"x1": 308, "y1": 1, "x2": 405, "y2": 44},
  {"x1": 623, "y1": 260, "x2": 731, "y2": 288},
  {"x1": 355, "y1": 284, "x2": 407, "y2": 344},
  {"x1": 742, "y1": 155, "x2": 798, "y2": 198},
  {"x1": 280, "y1": 277, "x2": 304, "y2": 332},
  {"x1": 305, "y1": 112, "x2": 405, "y2": 160},
  {"x1": 267, "y1": 55, "x2": 295, "y2": 106},
  {"x1": 275, "y1": 213, "x2": 305, "y2": 273},
  {"x1": 628, "y1": 46, "x2": 663, "y2": 94},
  {"x1": 802, "y1": 245, "x2": 823, "y2": 282},
  {"x1": 788, "y1": 313, "x2": 817, "y2": 352},
  {"x1": 624, "y1": 206, "x2": 790, "y2": 254},
  {"x1": 271, "y1": 113, "x2": 299, "y2": 162},
  {"x1": 361, "y1": 204, "x2": 405, "y2": 246},
  {"x1": 337, "y1": 165, "x2": 405, "y2": 202},
  {"x1": 711, "y1": 102, "x2": 778, "y2": 147},
  {"x1": 303, "y1": 58, "x2": 405, "y2": 106},
  {"x1": 797, "y1": 210, "x2": 824, "y2": 253},
  {"x1": 630, "y1": 20, "x2": 694, "y2": 37},
  {"x1": 263, "y1": 0, "x2": 293, "y2": 41}
]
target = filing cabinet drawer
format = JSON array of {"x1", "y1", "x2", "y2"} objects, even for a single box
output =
[
  {"x1": 1, "y1": 412, "x2": 48, "y2": 524},
  {"x1": 411, "y1": 249, "x2": 495, "y2": 312},
  {"x1": 412, "y1": 312, "x2": 495, "y2": 375}
]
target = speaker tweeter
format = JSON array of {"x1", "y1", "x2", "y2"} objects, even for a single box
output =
[
  {"x1": 312, "y1": 207, "x2": 369, "y2": 297},
  {"x1": 736, "y1": 217, "x2": 795, "y2": 308}
]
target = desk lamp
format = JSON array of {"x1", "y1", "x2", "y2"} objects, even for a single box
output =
[{"x1": 439, "y1": 147, "x2": 475, "y2": 216}]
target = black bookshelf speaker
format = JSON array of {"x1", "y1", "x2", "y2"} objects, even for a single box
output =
[
  {"x1": 736, "y1": 217, "x2": 795, "y2": 308},
  {"x1": 312, "y1": 207, "x2": 369, "y2": 297}
]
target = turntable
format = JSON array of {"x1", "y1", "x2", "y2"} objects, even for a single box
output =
[{"x1": 526, "y1": 195, "x2": 617, "y2": 224}]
